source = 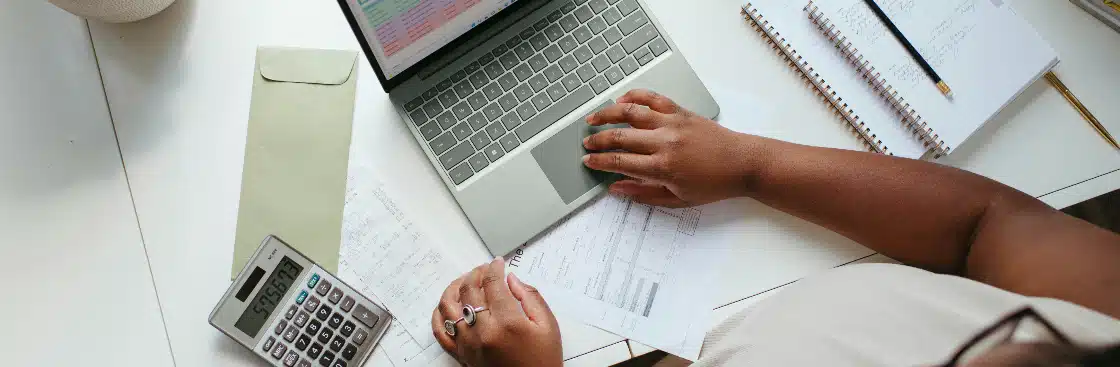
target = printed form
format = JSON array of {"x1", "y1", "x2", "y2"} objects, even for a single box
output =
[
  {"x1": 508, "y1": 194, "x2": 742, "y2": 360},
  {"x1": 336, "y1": 162, "x2": 457, "y2": 366}
]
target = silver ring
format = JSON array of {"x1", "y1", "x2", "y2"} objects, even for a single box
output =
[
  {"x1": 463, "y1": 304, "x2": 489, "y2": 326},
  {"x1": 443, "y1": 317, "x2": 465, "y2": 337}
]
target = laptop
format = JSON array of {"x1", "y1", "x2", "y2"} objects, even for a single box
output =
[{"x1": 337, "y1": 0, "x2": 719, "y2": 256}]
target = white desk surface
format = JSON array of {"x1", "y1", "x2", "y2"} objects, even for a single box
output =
[
  {"x1": 0, "y1": 1, "x2": 173, "y2": 365},
  {"x1": 82, "y1": 0, "x2": 1119, "y2": 365}
]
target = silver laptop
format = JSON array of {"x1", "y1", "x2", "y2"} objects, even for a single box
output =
[{"x1": 337, "y1": 0, "x2": 719, "y2": 256}]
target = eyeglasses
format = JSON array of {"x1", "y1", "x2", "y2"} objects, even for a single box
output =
[{"x1": 940, "y1": 307, "x2": 1073, "y2": 367}]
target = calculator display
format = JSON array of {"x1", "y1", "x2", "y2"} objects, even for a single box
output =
[{"x1": 234, "y1": 256, "x2": 304, "y2": 337}]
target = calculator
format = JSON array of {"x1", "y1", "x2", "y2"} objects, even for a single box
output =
[{"x1": 210, "y1": 235, "x2": 392, "y2": 367}]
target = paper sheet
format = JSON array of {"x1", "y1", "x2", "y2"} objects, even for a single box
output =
[
  {"x1": 507, "y1": 194, "x2": 744, "y2": 360},
  {"x1": 336, "y1": 162, "x2": 460, "y2": 366}
]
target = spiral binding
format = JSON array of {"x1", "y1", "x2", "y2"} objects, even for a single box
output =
[
  {"x1": 804, "y1": 1, "x2": 949, "y2": 156},
  {"x1": 741, "y1": 4, "x2": 889, "y2": 155}
]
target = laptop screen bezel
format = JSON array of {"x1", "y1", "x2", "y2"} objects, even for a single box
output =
[{"x1": 335, "y1": 0, "x2": 537, "y2": 92}]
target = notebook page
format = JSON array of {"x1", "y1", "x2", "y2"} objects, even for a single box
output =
[
  {"x1": 813, "y1": 0, "x2": 1058, "y2": 151},
  {"x1": 749, "y1": 0, "x2": 929, "y2": 158}
]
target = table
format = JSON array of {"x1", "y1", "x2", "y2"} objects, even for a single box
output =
[{"x1": 81, "y1": 0, "x2": 1120, "y2": 365}]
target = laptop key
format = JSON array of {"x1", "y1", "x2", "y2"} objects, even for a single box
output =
[
  {"x1": 607, "y1": 45, "x2": 626, "y2": 62},
  {"x1": 405, "y1": 97, "x2": 425, "y2": 111},
  {"x1": 483, "y1": 103, "x2": 504, "y2": 121},
  {"x1": 620, "y1": 56, "x2": 639, "y2": 75},
  {"x1": 448, "y1": 162, "x2": 473, "y2": 185},
  {"x1": 603, "y1": 28, "x2": 623, "y2": 46},
  {"x1": 528, "y1": 54, "x2": 549, "y2": 72},
  {"x1": 560, "y1": 15, "x2": 579, "y2": 33},
  {"x1": 547, "y1": 10, "x2": 564, "y2": 23},
  {"x1": 476, "y1": 53, "x2": 496, "y2": 67},
  {"x1": 463, "y1": 61, "x2": 481, "y2": 75},
  {"x1": 636, "y1": 48, "x2": 656, "y2": 65},
  {"x1": 451, "y1": 102, "x2": 473, "y2": 120},
  {"x1": 501, "y1": 112, "x2": 522, "y2": 130},
  {"x1": 451, "y1": 122, "x2": 473, "y2": 140},
  {"x1": 469, "y1": 153, "x2": 490, "y2": 171},
  {"x1": 422, "y1": 88, "x2": 440, "y2": 101},
  {"x1": 436, "y1": 79, "x2": 453, "y2": 91},
  {"x1": 589, "y1": 0, "x2": 608, "y2": 13},
  {"x1": 534, "y1": 19, "x2": 550, "y2": 32},
  {"x1": 560, "y1": 1, "x2": 577, "y2": 13},
  {"x1": 513, "y1": 64, "x2": 535, "y2": 81},
  {"x1": 469, "y1": 131, "x2": 492, "y2": 150},
  {"x1": 588, "y1": 36, "x2": 608, "y2": 55},
  {"x1": 622, "y1": 24, "x2": 658, "y2": 53},
  {"x1": 499, "y1": 134, "x2": 521, "y2": 151},
  {"x1": 467, "y1": 92, "x2": 488, "y2": 110},
  {"x1": 590, "y1": 75, "x2": 611, "y2": 94},
  {"x1": 618, "y1": 11, "x2": 648, "y2": 36},
  {"x1": 505, "y1": 36, "x2": 522, "y2": 49},
  {"x1": 591, "y1": 54, "x2": 611, "y2": 72},
  {"x1": 469, "y1": 72, "x2": 490, "y2": 90},
  {"x1": 467, "y1": 113, "x2": 489, "y2": 130},
  {"x1": 438, "y1": 91, "x2": 459, "y2": 108},
  {"x1": 436, "y1": 111, "x2": 458, "y2": 130},
  {"x1": 513, "y1": 85, "x2": 535, "y2": 102},
  {"x1": 529, "y1": 75, "x2": 550, "y2": 92},
  {"x1": 515, "y1": 86, "x2": 595, "y2": 142},
  {"x1": 616, "y1": 0, "x2": 640, "y2": 15},
  {"x1": 648, "y1": 38, "x2": 669, "y2": 56},
  {"x1": 574, "y1": 45, "x2": 595, "y2": 64},
  {"x1": 602, "y1": 7, "x2": 623, "y2": 25},
  {"x1": 450, "y1": 70, "x2": 467, "y2": 83},
  {"x1": 453, "y1": 82, "x2": 475, "y2": 99},
  {"x1": 430, "y1": 133, "x2": 457, "y2": 156},
  {"x1": 544, "y1": 65, "x2": 564, "y2": 82},
  {"x1": 605, "y1": 65, "x2": 625, "y2": 84},
  {"x1": 498, "y1": 73, "x2": 519, "y2": 91},
  {"x1": 483, "y1": 142, "x2": 505, "y2": 162},
  {"x1": 516, "y1": 102, "x2": 538, "y2": 121},
  {"x1": 482, "y1": 83, "x2": 503, "y2": 100},
  {"x1": 439, "y1": 142, "x2": 475, "y2": 170},
  {"x1": 409, "y1": 110, "x2": 428, "y2": 126},
  {"x1": 574, "y1": 26, "x2": 593, "y2": 44},
  {"x1": 544, "y1": 25, "x2": 565, "y2": 42},
  {"x1": 562, "y1": 74, "x2": 583, "y2": 91},
  {"x1": 574, "y1": 6, "x2": 595, "y2": 22},
  {"x1": 485, "y1": 122, "x2": 507, "y2": 140},
  {"x1": 576, "y1": 64, "x2": 597, "y2": 82},
  {"x1": 419, "y1": 121, "x2": 442, "y2": 141},
  {"x1": 422, "y1": 101, "x2": 443, "y2": 120},
  {"x1": 499, "y1": 53, "x2": 520, "y2": 70},
  {"x1": 587, "y1": 16, "x2": 608, "y2": 34},
  {"x1": 529, "y1": 34, "x2": 550, "y2": 51},
  {"x1": 547, "y1": 83, "x2": 568, "y2": 101},
  {"x1": 558, "y1": 35, "x2": 578, "y2": 54},
  {"x1": 483, "y1": 62, "x2": 506, "y2": 80},
  {"x1": 514, "y1": 43, "x2": 535, "y2": 60},
  {"x1": 559, "y1": 55, "x2": 579, "y2": 73},
  {"x1": 531, "y1": 92, "x2": 553, "y2": 111},
  {"x1": 519, "y1": 28, "x2": 537, "y2": 40},
  {"x1": 632, "y1": 46, "x2": 651, "y2": 62},
  {"x1": 498, "y1": 93, "x2": 519, "y2": 111},
  {"x1": 543, "y1": 45, "x2": 563, "y2": 63}
]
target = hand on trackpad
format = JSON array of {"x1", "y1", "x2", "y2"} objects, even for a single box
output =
[{"x1": 531, "y1": 101, "x2": 624, "y2": 204}]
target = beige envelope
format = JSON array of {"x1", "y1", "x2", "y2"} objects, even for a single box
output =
[{"x1": 231, "y1": 46, "x2": 358, "y2": 278}]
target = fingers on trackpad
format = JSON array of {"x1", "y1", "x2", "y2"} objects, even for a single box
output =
[{"x1": 530, "y1": 101, "x2": 622, "y2": 204}]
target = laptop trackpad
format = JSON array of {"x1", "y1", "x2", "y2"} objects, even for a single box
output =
[{"x1": 531, "y1": 102, "x2": 624, "y2": 204}]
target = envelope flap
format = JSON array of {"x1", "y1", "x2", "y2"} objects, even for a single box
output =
[{"x1": 258, "y1": 47, "x2": 358, "y2": 85}]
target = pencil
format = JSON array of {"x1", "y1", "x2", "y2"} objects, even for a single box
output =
[
  {"x1": 1044, "y1": 71, "x2": 1120, "y2": 150},
  {"x1": 862, "y1": 0, "x2": 952, "y2": 96}
]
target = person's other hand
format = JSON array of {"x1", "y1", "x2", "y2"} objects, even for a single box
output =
[
  {"x1": 431, "y1": 258, "x2": 562, "y2": 367},
  {"x1": 583, "y1": 89, "x2": 760, "y2": 207}
]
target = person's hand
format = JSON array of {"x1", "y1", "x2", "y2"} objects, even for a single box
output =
[
  {"x1": 431, "y1": 258, "x2": 562, "y2": 367},
  {"x1": 583, "y1": 89, "x2": 760, "y2": 207}
]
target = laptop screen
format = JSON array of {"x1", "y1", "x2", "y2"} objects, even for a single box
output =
[{"x1": 343, "y1": 0, "x2": 521, "y2": 81}]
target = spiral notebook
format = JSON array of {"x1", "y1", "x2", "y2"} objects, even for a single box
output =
[{"x1": 741, "y1": 0, "x2": 1058, "y2": 158}]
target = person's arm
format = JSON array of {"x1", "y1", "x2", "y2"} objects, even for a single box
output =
[{"x1": 583, "y1": 90, "x2": 1120, "y2": 318}]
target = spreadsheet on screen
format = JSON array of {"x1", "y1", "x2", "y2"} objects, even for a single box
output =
[{"x1": 347, "y1": 0, "x2": 519, "y2": 79}]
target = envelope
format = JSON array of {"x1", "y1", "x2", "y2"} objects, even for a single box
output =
[{"x1": 231, "y1": 47, "x2": 359, "y2": 278}]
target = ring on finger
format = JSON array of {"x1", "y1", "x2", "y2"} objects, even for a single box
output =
[
  {"x1": 463, "y1": 304, "x2": 490, "y2": 326},
  {"x1": 443, "y1": 317, "x2": 465, "y2": 337}
]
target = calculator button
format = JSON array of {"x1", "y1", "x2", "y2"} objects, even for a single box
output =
[
  {"x1": 295, "y1": 290, "x2": 308, "y2": 305},
  {"x1": 303, "y1": 296, "x2": 321, "y2": 313},
  {"x1": 329, "y1": 336, "x2": 346, "y2": 352},
  {"x1": 316, "y1": 305, "x2": 332, "y2": 321},
  {"x1": 284, "y1": 326, "x2": 299, "y2": 342},
  {"x1": 262, "y1": 337, "x2": 276, "y2": 352},
  {"x1": 274, "y1": 320, "x2": 288, "y2": 336},
  {"x1": 285, "y1": 305, "x2": 298, "y2": 320},
  {"x1": 328, "y1": 313, "x2": 344, "y2": 329},
  {"x1": 339, "y1": 321, "x2": 355, "y2": 337},
  {"x1": 315, "y1": 280, "x2": 332, "y2": 296},
  {"x1": 284, "y1": 351, "x2": 300, "y2": 367},
  {"x1": 306, "y1": 319, "x2": 322, "y2": 335},
  {"x1": 295, "y1": 334, "x2": 311, "y2": 351},
  {"x1": 352, "y1": 305, "x2": 380, "y2": 328},
  {"x1": 318, "y1": 351, "x2": 336, "y2": 367},
  {"x1": 317, "y1": 328, "x2": 334, "y2": 344},
  {"x1": 339, "y1": 297, "x2": 355, "y2": 312},
  {"x1": 331, "y1": 359, "x2": 347, "y2": 367},
  {"x1": 271, "y1": 343, "x2": 287, "y2": 359},
  {"x1": 294, "y1": 311, "x2": 310, "y2": 327},
  {"x1": 307, "y1": 343, "x2": 324, "y2": 359},
  {"x1": 352, "y1": 329, "x2": 368, "y2": 346},
  {"x1": 328, "y1": 289, "x2": 344, "y2": 304},
  {"x1": 297, "y1": 360, "x2": 312, "y2": 367},
  {"x1": 341, "y1": 344, "x2": 358, "y2": 360},
  {"x1": 307, "y1": 274, "x2": 321, "y2": 289}
]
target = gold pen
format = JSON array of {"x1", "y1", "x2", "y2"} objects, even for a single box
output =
[{"x1": 1044, "y1": 71, "x2": 1120, "y2": 150}]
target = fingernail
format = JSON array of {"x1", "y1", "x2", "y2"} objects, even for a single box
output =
[
  {"x1": 585, "y1": 115, "x2": 594, "y2": 124},
  {"x1": 509, "y1": 272, "x2": 522, "y2": 285},
  {"x1": 582, "y1": 154, "x2": 590, "y2": 164},
  {"x1": 493, "y1": 256, "x2": 504, "y2": 264},
  {"x1": 582, "y1": 136, "x2": 590, "y2": 146}
]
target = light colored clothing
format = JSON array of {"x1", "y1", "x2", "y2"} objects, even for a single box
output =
[{"x1": 675, "y1": 264, "x2": 1120, "y2": 366}]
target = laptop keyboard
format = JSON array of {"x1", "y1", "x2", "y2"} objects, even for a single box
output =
[{"x1": 403, "y1": 0, "x2": 671, "y2": 186}]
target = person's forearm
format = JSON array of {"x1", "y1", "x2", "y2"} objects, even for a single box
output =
[{"x1": 739, "y1": 135, "x2": 1052, "y2": 274}]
